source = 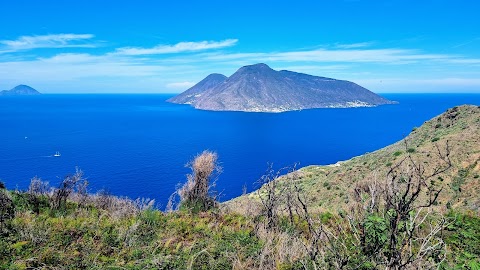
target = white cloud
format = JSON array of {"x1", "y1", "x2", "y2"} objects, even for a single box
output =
[
  {"x1": 114, "y1": 39, "x2": 238, "y2": 55},
  {"x1": 444, "y1": 59, "x2": 480, "y2": 64},
  {"x1": 0, "y1": 34, "x2": 96, "y2": 52},
  {"x1": 334, "y1": 42, "x2": 374, "y2": 49},
  {"x1": 0, "y1": 53, "x2": 169, "y2": 80},
  {"x1": 1, "y1": 36, "x2": 480, "y2": 93},
  {"x1": 166, "y1": 82, "x2": 195, "y2": 89},
  {"x1": 356, "y1": 78, "x2": 480, "y2": 93},
  {"x1": 201, "y1": 48, "x2": 455, "y2": 64}
]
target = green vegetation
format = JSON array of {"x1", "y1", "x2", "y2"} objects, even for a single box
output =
[
  {"x1": 444, "y1": 212, "x2": 480, "y2": 269},
  {"x1": 1, "y1": 105, "x2": 479, "y2": 269},
  {"x1": 3, "y1": 173, "x2": 479, "y2": 269},
  {"x1": 0, "y1": 190, "x2": 261, "y2": 269}
]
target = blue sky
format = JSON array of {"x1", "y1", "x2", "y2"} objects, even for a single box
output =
[{"x1": 0, "y1": 0, "x2": 479, "y2": 93}]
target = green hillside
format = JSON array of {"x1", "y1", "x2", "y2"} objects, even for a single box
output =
[{"x1": 229, "y1": 105, "x2": 480, "y2": 213}]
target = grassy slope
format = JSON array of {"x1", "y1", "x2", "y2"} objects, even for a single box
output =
[
  {"x1": 0, "y1": 193, "x2": 261, "y2": 269},
  {"x1": 229, "y1": 105, "x2": 480, "y2": 213}
]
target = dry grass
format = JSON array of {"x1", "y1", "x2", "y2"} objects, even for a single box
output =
[{"x1": 178, "y1": 150, "x2": 221, "y2": 212}]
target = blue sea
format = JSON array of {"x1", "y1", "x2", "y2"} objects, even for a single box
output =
[{"x1": 1, "y1": 94, "x2": 479, "y2": 207}]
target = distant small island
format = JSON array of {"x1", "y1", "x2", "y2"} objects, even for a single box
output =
[
  {"x1": 168, "y1": 63, "x2": 395, "y2": 112},
  {"x1": 0, "y1": 85, "x2": 41, "y2": 96}
]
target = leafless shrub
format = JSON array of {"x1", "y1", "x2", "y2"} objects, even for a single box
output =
[
  {"x1": 51, "y1": 167, "x2": 87, "y2": 210},
  {"x1": 92, "y1": 189, "x2": 114, "y2": 210},
  {"x1": 27, "y1": 176, "x2": 52, "y2": 214},
  {"x1": 21, "y1": 167, "x2": 155, "y2": 218},
  {"x1": 75, "y1": 177, "x2": 89, "y2": 207},
  {"x1": 255, "y1": 164, "x2": 297, "y2": 230},
  {"x1": 87, "y1": 190, "x2": 155, "y2": 218},
  {"x1": 337, "y1": 140, "x2": 453, "y2": 269},
  {"x1": 379, "y1": 140, "x2": 451, "y2": 269},
  {"x1": 178, "y1": 150, "x2": 221, "y2": 212},
  {"x1": 252, "y1": 164, "x2": 326, "y2": 268},
  {"x1": 28, "y1": 176, "x2": 50, "y2": 196},
  {"x1": 249, "y1": 140, "x2": 453, "y2": 269}
]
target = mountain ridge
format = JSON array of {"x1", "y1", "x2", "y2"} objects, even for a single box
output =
[{"x1": 168, "y1": 74, "x2": 226, "y2": 104}]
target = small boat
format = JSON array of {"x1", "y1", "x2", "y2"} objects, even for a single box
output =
[{"x1": 53, "y1": 151, "x2": 61, "y2": 157}]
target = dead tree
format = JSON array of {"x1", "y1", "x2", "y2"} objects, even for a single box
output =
[
  {"x1": 254, "y1": 164, "x2": 333, "y2": 269},
  {"x1": 256, "y1": 164, "x2": 285, "y2": 230},
  {"x1": 345, "y1": 140, "x2": 453, "y2": 269},
  {"x1": 381, "y1": 141, "x2": 451, "y2": 269}
]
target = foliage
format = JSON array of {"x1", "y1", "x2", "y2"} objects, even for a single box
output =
[
  {"x1": 363, "y1": 214, "x2": 388, "y2": 257},
  {"x1": 393, "y1": 151, "x2": 403, "y2": 157},
  {"x1": 442, "y1": 211, "x2": 480, "y2": 269}
]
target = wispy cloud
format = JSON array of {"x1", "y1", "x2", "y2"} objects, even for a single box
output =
[
  {"x1": 166, "y1": 81, "x2": 195, "y2": 89},
  {"x1": 0, "y1": 34, "x2": 96, "y2": 52},
  {"x1": 357, "y1": 78, "x2": 480, "y2": 93},
  {"x1": 114, "y1": 39, "x2": 238, "y2": 55},
  {"x1": 201, "y1": 48, "x2": 455, "y2": 64},
  {"x1": 334, "y1": 42, "x2": 374, "y2": 49},
  {"x1": 444, "y1": 58, "x2": 480, "y2": 65}
]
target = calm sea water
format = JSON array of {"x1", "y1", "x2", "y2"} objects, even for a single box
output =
[{"x1": 1, "y1": 94, "x2": 479, "y2": 207}]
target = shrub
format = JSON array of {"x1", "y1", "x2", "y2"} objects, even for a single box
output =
[
  {"x1": 28, "y1": 176, "x2": 50, "y2": 196},
  {"x1": 179, "y1": 150, "x2": 221, "y2": 212},
  {"x1": 0, "y1": 190, "x2": 14, "y2": 233},
  {"x1": 363, "y1": 214, "x2": 388, "y2": 256},
  {"x1": 444, "y1": 211, "x2": 480, "y2": 268}
]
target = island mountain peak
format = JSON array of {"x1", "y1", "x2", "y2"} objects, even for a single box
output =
[
  {"x1": 204, "y1": 73, "x2": 227, "y2": 80},
  {"x1": 237, "y1": 63, "x2": 272, "y2": 72},
  {"x1": 168, "y1": 63, "x2": 395, "y2": 112},
  {"x1": 0, "y1": 84, "x2": 41, "y2": 96}
]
